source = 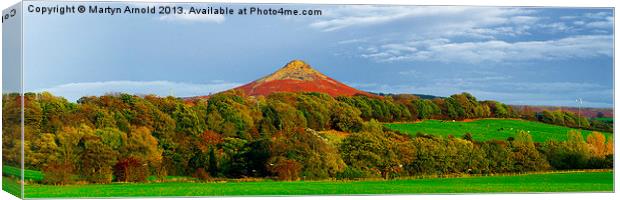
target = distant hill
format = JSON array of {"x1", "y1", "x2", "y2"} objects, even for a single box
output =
[
  {"x1": 511, "y1": 105, "x2": 613, "y2": 118},
  {"x1": 191, "y1": 60, "x2": 376, "y2": 99},
  {"x1": 372, "y1": 92, "x2": 443, "y2": 100}
]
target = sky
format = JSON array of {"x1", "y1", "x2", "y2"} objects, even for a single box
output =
[{"x1": 20, "y1": 2, "x2": 614, "y2": 107}]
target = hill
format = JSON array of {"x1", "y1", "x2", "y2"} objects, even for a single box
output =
[
  {"x1": 511, "y1": 105, "x2": 613, "y2": 118},
  {"x1": 191, "y1": 60, "x2": 375, "y2": 99},
  {"x1": 385, "y1": 119, "x2": 612, "y2": 142}
]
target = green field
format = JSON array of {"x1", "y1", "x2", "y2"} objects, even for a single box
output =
[
  {"x1": 2, "y1": 176, "x2": 21, "y2": 198},
  {"x1": 385, "y1": 119, "x2": 612, "y2": 142},
  {"x1": 594, "y1": 117, "x2": 614, "y2": 123},
  {"x1": 2, "y1": 165, "x2": 43, "y2": 198},
  {"x1": 2, "y1": 165, "x2": 44, "y2": 182},
  {"x1": 4, "y1": 171, "x2": 609, "y2": 198}
]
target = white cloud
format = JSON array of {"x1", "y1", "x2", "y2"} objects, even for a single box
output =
[
  {"x1": 32, "y1": 80, "x2": 240, "y2": 102},
  {"x1": 361, "y1": 35, "x2": 612, "y2": 63},
  {"x1": 322, "y1": 7, "x2": 612, "y2": 65},
  {"x1": 539, "y1": 22, "x2": 571, "y2": 32},
  {"x1": 584, "y1": 12, "x2": 611, "y2": 20},
  {"x1": 159, "y1": 14, "x2": 225, "y2": 23},
  {"x1": 317, "y1": 7, "x2": 539, "y2": 41},
  {"x1": 559, "y1": 12, "x2": 613, "y2": 31},
  {"x1": 310, "y1": 6, "x2": 533, "y2": 37},
  {"x1": 585, "y1": 17, "x2": 613, "y2": 29},
  {"x1": 337, "y1": 38, "x2": 368, "y2": 44},
  {"x1": 398, "y1": 69, "x2": 418, "y2": 76},
  {"x1": 510, "y1": 16, "x2": 539, "y2": 24}
]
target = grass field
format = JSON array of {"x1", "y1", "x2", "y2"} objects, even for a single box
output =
[
  {"x1": 385, "y1": 119, "x2": 612, "y2": 142},
  {"x1": 2, "y1": 165, "x2": 44, "y2": 182},
  {"x1": 2, "y1": 176, "x2": 21, "y2": 198},
  {"x1": 594, "y1": 117, "x2": 614, "y2": 123},
  {"x1": 8, "y1": 171, "x2": 610, "y2": 198}
]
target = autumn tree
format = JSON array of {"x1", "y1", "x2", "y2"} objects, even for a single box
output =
[
  {"x1": 510, "y1": 131, "x2": 549, "y2": 172},
  {"x1": 78, "y1": 134, "x2": 118, "y2": 183}
]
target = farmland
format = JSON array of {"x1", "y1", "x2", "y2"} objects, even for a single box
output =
[
  {"x1": 1, "y1": 171, "x2": 610, "y2": 198},
  {"x1": 385, "y1": 119, "x2": 612, "y2": 142}
]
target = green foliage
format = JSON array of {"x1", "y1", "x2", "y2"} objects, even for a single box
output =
[
  {"x1": 78, "y1": 136, "x2": 118, "y2": 183},
  {"x1": 94, "y1": 127, "x2": 126, "y2": 150},
  {"x1": 270, "y1": 128, "x2": 346, "y2": 180},
  {"x1": 540, "y1": 131, "x2": 613, "y2": 170},
  {"x1": 340, "y1": 120, "x2": 404, "y2": 179},
  {"x1": 331, "y1": 102, "x2": 363, "y2": 132},
  {"x1": 509, "y1": 131, "x2": 550, "y2": 172},
  {"x1": 540, "y1": 110, "x2": 592, "y2": 130},
  {"x1": 206, "y1": 91, "x2": 255, "y2": 138},
  {"x1": 8, "y1": 91, "x2": 614, "y2": 185}
]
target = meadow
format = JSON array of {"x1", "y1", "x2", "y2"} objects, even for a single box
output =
[
  {"x1": 385, "y1": 119, "x2": 612, "y2": 142},
  {"x1": 0, "y1": 171, "x2": 609, "y2": 198}
]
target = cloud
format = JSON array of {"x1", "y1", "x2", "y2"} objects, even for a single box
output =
[
  {"x1": 159, "y1": 14, "x2": 226, "y2": 23},
  {"x1": 398, "y1": 69, "x2": 418, "y2": 76},
  {"x1": 559, "y1": 12, "x2": 613, "y2": 31},
  {"x1": 32, "y1": 80, "x2": 240, "y2": 102},
  {"x1": 309, "y1": 6, "x2": 424, "y2": 31},
  {"x1": 361, "y1": 35, "x2": 612, "y2": 63},
  {"x1": 585, "y1": 17, "x2": 613, "y2": 29},
  {"x1": 538, "y1": 22, "x2": 571, "y2": 32},
  {"x1": 310, "y1": 6, "x2": 535, "y2": 39},
  {"x1": 322, "y1": 7, "x2": 612, "y2": 64}
]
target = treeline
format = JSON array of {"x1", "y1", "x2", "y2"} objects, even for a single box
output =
[
  {"x1": 517, "y1": 109, "x2": 613, "y2": 132},
  {"x1": 1, "y1": 91, "x2": 614, "y2": 184}
]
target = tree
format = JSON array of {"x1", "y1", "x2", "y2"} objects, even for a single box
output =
[
  {"x1": 586, "y1": 132, "x2": 607, "y2": 158},
  {"x1": 220, "y1": 137, "x2": 250, "y2": 177},
  {"x1": 267, "y1": 156, "x2": 302, "y2": 181},
  {"x1": 562, "y1": 131, "x2": 590, "y2": 168},
  {"x1": 208, "y1": 147, "x2": 218, "y2": 177},
  {"x1": 29, "y1": 133, "x2": 58, "y2": 169},
  {"x1": 481, "y1": 141, "x2": 512, "y2": 173},
  {"x1": 188, "y1": 146, "x2": 209, "y2": 177},
  {"x1": 116, "y1": 126, "x2": 163, "y2": 182},
  {"x1": 114, "y1": 156, "x2": 149, "y2": 182},
  {"x1": 94, "y1": 127, "x2": 127, "y2": 150},
  {"x1": 173, "y1": 103, "x2": 205, "y2": 137},
  {"x1": 296, "y1": 93, "x2": 334, "y2": 131},
  {"x1": 78, "y1": 135, "x2": 118, "y2": 183},
  {"x1": 206, "y1": 91, "x2": 255, "y2": 139},
  {"x1": 340, "y1": 120, "x2": 401, "y2": 179},
  {"x1": 510, "y1": 131, "x2": 549, "y2": 172},
  {"x1": 331, "y1": 102, "x2": 363, "y2": 132},
  {"x1": 243, "y1": 139, "x2": 271, "y2": 177},
  {"x1": 270, "y1": 128, "x2": 345, "y2": 179}
]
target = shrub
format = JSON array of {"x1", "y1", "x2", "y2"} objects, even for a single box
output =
[
  {"x1": 267, "y1": 157, "x2": 302, "y2": 181},
  {"x1": 114, "y1": 156, "x2": 149, "y2": 182},
  {"x1": 42, "y1": 161, "x2": 74, "y2": 185},
  {"x1": 335, "y1": 166, "x2": 365, "y2": 180}
]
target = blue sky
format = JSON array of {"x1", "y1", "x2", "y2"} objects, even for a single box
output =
[{"x1": 22, "y1": 2, "x2": 613, "y2": 107}]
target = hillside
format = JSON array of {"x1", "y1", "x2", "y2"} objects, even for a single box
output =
[
  {"x1": 190, "y1": 60, "x2": 375, "y2": 99},
  {"x1": 385, "y1": 119, "x2": 612, "y2": 142},
  {"x1": 235, "y1": 60, "x2": 376, "y2": 97},
  {"x1": 511, "y1": 105, "x2": 613, "y2": 118}
]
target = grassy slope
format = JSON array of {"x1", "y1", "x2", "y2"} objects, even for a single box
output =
[
  {"x1": 2, "y1": 176, "x2": 21, "y2": 198},
  {"x1": 22, "y1": 172, "x2": 612, "y2": 198},
  {"x1": 2, "y1": 165, "x2": 44, "y2": 181},
  {"x1": 594, "y1": 117, "x2": 613, "y2": 123},
  {"x1": 2, "y1": 165, "x2": 39, "y2": 198},
  {"x1": 385, "y1": 119, "x2": 612, "y2": 142}
]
